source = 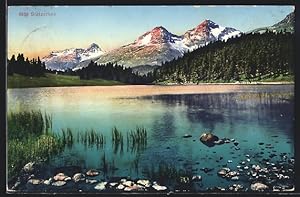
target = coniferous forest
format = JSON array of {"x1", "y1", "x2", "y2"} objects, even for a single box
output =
[
  {"x1": 75, "y1": 61, "x2": 154, "y2": 84},
  {"x1": 153, "y1": 31, "x2": 294, "y2": 83},
  {"x1": 7, "y1": 54, "x2": 47, "y2": 77},
  {"x1": 7, "y1": 31, "x2": 294, "y2": 85}
]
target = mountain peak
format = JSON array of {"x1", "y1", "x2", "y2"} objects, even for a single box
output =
[
  {"x1": 134, "y1": 26, "x2": 177, "y2": 46},
  {"x1": 197, "y1": 19, "x2": 219, "y2": 30},
  {"x1": 42, "y1": 43, "x2": 104, "y2": 71},
  {"x1": 151, "y1": 26, "x2": 168, "y2": 32},
  {"x1": 89, "y1": 43, "x2": 100, "y2": 48}
]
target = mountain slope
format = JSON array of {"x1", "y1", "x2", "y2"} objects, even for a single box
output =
[
  {"x1": 182, "y1": 19, "x2": 241, "y2": 51},
  {"x1": 42, "y1": 43, "x2": 104, "y2": 71},
  {"x1": 92, "y1": 20, "x2": 241, "y2": 71},
  {"x1": 94, "y1": 26, "x2": 188, "y2": 68},
  {"x1": 250, "y1": 11, "x2": 294, "y2": 34}
]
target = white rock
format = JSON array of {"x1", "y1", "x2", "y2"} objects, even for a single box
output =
[
  {"x1": 64, "y1": 177, "x2": 71, "y2": 181},
  {"x1": 86, "y1": 169, "x2": 100, "y2": 177},
  {"x1": 251, "y1": 182, "x2": 269, "y2": 191},
  {"x1": 109, "y1": 182, "x2": 118, "y2": 187},
  {"x1": 94, "y1": 182, "x2": 107, "y2": 191},
  {"x1": 72, "y1": 173, "x2": 85, "y2": 183},
  {"x1": 124, "y1": 184, "x2": 144, "y2": 191},
  {"x1": 52, "y1": 181, "x2": 66, "y2": 187},
  {"x1": 86, "y1": 179, "x2": 98, "y2": 184},
  {"x1": 152, "y1": 184, "x2": 167, "y2": 191},
  {"x1": 122, "y1": 180, "x2": 134, "y2": 187},
  {"x1": 27, "y1": 179, "x2": 42, "y2": 185},
  {"x1": 23, "y1": 162, "x2": 35, "y2": 173},
  {"x1": 117, "y1": 184, "x2": 125, "y2": 190},
  {"x1": 191, "y1": 175, "x2": 202, "y2": 181},
  {"x1": 54, "y1": 173, "x2": 69, "y2": 181},
  {"x1": 43, "y1": 180, "x2": 51, "y2": 185},
  {"x1": 283, "y1": 186, "x2": 295, "y2": 192},
  {"x1": 227, "y1": 171, "x2": 238, "y2": 177},
  {"x1": 137, "y1": 179, "x2": 151, "y2": 187},
  {"x1": 231, "y1": 176, "x2": 239, "y2": 181}
]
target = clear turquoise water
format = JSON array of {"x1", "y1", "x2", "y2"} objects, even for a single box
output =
[{"x1": 7, "y1": 85, "x2": 294, "y2": 190}]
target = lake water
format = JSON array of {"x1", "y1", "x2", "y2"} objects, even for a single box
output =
[{"x1": 7, "y1": 85, "x2": 295, "y2": 191}]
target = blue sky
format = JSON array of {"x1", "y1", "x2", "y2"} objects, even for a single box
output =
[{"x1": 8, "y1": 5, "x2": 294, "y2": 58}]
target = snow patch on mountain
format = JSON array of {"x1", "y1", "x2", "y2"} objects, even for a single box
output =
[
  {"x1": 42, "y1": 43, "x2": 104, "y2": 71},
  {"x1": 222, "y1": 30, "x2": 241, "y2": 41}
]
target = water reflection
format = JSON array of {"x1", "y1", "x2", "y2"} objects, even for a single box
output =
[{"x1": 143, "y1": 92, "x2": 294, "y2": 138}]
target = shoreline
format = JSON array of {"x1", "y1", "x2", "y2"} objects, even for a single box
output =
[
  {"x1": 7, "y1": 81, "x2": 295, "y2": 89},
  {"x1": 157, "y1": 81, "x2": 294, "y2": 86}
]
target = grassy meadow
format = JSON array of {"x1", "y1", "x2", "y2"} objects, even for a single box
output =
[{"x1": 7, "y1": 73, "x2": 124, "y2": 88}]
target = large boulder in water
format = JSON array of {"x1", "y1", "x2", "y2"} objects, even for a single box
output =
[{"x1": 199, "y1": 133, "x2": 219, "y2": 147}]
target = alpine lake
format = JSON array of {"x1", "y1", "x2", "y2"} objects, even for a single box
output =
[{"x1": 7, "y1": 84, "x2": 295, "y2": 193}]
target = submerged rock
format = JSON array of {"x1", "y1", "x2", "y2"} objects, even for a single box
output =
[
  {"x1": 250, "y1": 182, "x2": 269, "y2": 191},
  {"x1": 229, "y1": 184, "x2": 244, "y2": 191},
  {"x1": 200, "y1": 167, "x2": 214, "y2": 173},
  {"x1": 124, "y1": 184, "x2": 144, "y2": 191},
  {"x1": 183, "y1": 134, "x2": 192, "y2": 138},
  {"x1": 179, "y1": 176, "x2": 190, "y2": 184},
  {"x1": 86, "y1": 179, "x2": 98, "y2": 184},
  {"x1": 52, "y1": 181, "x2": 66, "y2": 187},
  {"x1": 72, "y1": 173, "x2": 86, "y2": 183},
  {"x1": 54, "y1": 173, "x2": 70, "y2": 181},
  {"x1": 227, "y1": 171, "x2": 238, "y2": 178},
  {"x1": 231, "y1": 176, "x2": 239, "y2": 181},
  {"x1": 43, "y1": 179, "x2": 52, "y2": 185},
  {"x1": 214, "y1": 139, "x2": 225, "y2": 145},
  {"x1": 27, "y1": 179, "x2": 43, "y2": 185},
  {"x1": 252, "y1": 165, "x2": 261, "y2": 171},
  {"x1": 218, "y1": 168, "x2": 230, "y2": 177},
  {"x1": 86, "y1": 169, "x2": 100, "y2": 177},
  {"x1": 94, "y1": 182, "x2": 107, "y2": 191},
  {"x1": 191, "y1": 175, "x2": 202, "y2": 182}
]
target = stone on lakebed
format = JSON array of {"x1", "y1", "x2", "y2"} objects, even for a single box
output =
[
  {"x1": 199, "y1": 132, "x2": 219, "y2": 147},
  {"x1": 72, "y1": 173, "x2": 86, "y2": 183},
  {"x1": 86, "y1": 169, "x2": 100, "y2": 177},
  {"x1": 251, "y1": 182, "x2": 269, "y2": 191},
  {"x1": 52, "y1": 180, "x2": 66, "y2": 187}
]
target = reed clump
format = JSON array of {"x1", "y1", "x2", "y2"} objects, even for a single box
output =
[
  {"x1": 7, "y1": 111, "x2": 63, "y2": 180},
  {"x1": 79, "y1": 129, "x2": 105, "y2": 149},
  {"x1": 143, "y1": 162, "x2": 192, "y2": 185},
  {"x1": 112, "y1": 127, "x2": 124, "y2": 153},
  {"x1": 127, "y1": 127, "x2": 147, "y2": 153}
]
